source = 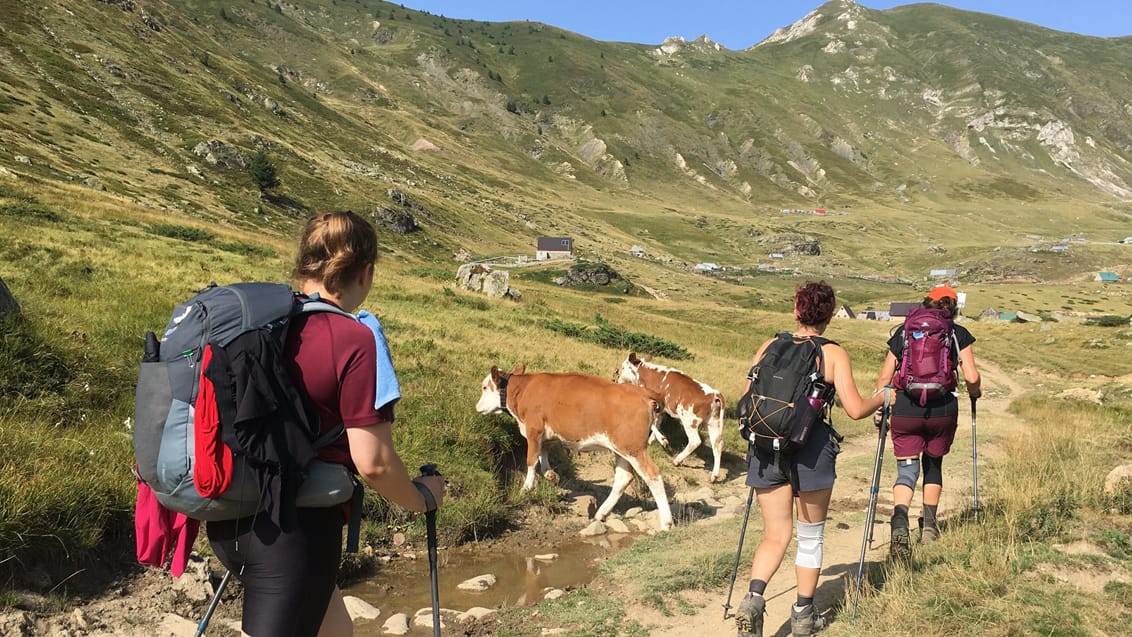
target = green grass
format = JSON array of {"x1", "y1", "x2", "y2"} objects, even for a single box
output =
[
  {"x1": 837, "y1": 396, "x2": 1132, "y2": 636},
  {"x1": 492, "y1": 588, "x2": 650, "y2": 637}
]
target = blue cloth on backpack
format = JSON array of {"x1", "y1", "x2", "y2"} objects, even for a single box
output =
[{"x1": 356, "y1": 310, "x2": 401, "y2": 410}]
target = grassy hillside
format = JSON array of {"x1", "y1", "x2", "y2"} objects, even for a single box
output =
[{"x1": 1, "y1": 0, "x2": 1130, "y2": 280}]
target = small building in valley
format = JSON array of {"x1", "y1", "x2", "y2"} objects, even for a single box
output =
[
  {"x1": 536, "y1": 237, "x2": 574, "y2": 261},
  {"x1": 888, "y1": 302, "x2": 920, "y2": 319}
]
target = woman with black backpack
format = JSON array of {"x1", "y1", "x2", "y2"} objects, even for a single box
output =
[
  {"x1": 873, "y1": 284, "x2": 981, "y2": 562},
  {"x1": 735, "y1": 281, "x2": 892, "y2": 637}
]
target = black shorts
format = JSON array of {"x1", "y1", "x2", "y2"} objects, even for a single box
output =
[
  {"x1": 207, "y1": 506, "x2": 345, "y2": 637},
  {"x1": 745, "y1": 424, "x2": 840, "y2": 493}
]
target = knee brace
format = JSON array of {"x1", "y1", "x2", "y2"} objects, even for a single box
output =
[
  {"x1": 795, "y1": 520, "x2": 825, "y2": 569},
  {"x1": 922, "y1": 454, "x2": 943, "y2": 486},
  {"x1": 895, "y1": 457, "x2": 920, "y2": 490}
]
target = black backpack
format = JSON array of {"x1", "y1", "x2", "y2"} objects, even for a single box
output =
[{"x1": 736, "y1": 333, "x2": 833, "y2": 455}]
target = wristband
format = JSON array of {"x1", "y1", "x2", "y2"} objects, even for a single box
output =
[{"x1": 413, "y1": 481, "x2": 437, "y2": 512}]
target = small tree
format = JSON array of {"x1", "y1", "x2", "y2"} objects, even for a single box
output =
[{"x1": 249, "y1": 149, "x2": 279, "y2": 193}]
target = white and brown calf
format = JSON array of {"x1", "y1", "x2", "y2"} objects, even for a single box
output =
[
  {"x1": 475, "y1": 365, "x2": 674, "y2": 531},
  {"x1": 615, "y1": 352, "x2": 725, "y2": 483}
]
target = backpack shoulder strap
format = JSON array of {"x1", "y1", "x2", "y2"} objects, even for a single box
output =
[
  {"x1": 807, "y1": 336, "x2": 831, "y2": 382},
  {"x1": 298, "y1": 297, "x2": 358, "y2": 320}
]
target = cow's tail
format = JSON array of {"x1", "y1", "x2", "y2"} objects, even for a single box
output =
[
  {"x1": 645, "y1": 390, "x2": 665, "y2": 420},
  {"x1": 643, "y1": 390, "x2": 670, "y2": 449},
  {"x1": 710, "y1": 394, "x2": 724, "y2": 423}
]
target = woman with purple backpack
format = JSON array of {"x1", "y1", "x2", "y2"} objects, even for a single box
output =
[{"x1": 874, "y1": 284, "x2": 981, "y2": 561}]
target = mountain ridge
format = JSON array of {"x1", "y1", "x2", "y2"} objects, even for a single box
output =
[{"x1": 1, "y1": 0, "x2": 1130, "y2": 284}]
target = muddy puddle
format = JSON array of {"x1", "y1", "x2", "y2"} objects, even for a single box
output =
[{"x1": 344, "y1": 531, "x2": 645, "y2": 635}]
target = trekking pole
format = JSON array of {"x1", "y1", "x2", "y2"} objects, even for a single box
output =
[
  {"x1": 853, "y1": 392, "x2": 891, "y2": 618},
  {"x1": 722, "y1": 484, "x2": 756, "y2": 620},
  {"x1": 970, "y1": 396, "x2": 979, "y2": 515},
  {"x1": 865, "y1": 393, "x2": 893, "y2": 547},
  {"x1": 419, "y1": 464, "x2": 443, "y2": 637},
  {"x1": 195, "y1": 569, "x2": 231, "y2": 637}
]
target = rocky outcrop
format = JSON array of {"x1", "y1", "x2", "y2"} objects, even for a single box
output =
[
  {"x1": 554, "y1": 262, "x2": 635, "y2": 294},
  {"x1": 791, "y1": 240, "x2": 822, "y2": 256},
  {"x1": 387, "y1": 189, "x2": 431, "y2": 220},
  {"x1": 456, "y1": 264, "x2": 521, "y2": 300},
  {"x1": 0, "y1": 276, "x2": 19, "y2": 322},
  {"x1": 1104, "y1": 465, "x2": 1132, "y2": 496},
  {"x1": 373, "y1": 206, "x2": 419, "y2": 234},
  {"x1": 191, "y1": 141, "x2": 249, "y2": 170},
  {"x1": 372, "y1": 189, "x2": 434, "y2": 234}
]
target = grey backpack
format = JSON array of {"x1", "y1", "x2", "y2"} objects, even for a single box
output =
[{"x1": 132, "y1": 282, "x2": 358, "y2": 523}]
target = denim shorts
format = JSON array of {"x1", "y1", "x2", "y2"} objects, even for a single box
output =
[{"x1": 745, "y1": 424, "x2": 840, "y2": 493}]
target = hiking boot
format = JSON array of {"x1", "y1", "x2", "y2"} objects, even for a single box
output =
[
  {"x1": 917, "y1": 515, "x2": 940, "y2": 544},
  {"x1": 790, "y1": 603, "x2": 828, "y2": 636},
  {"x1": 890, "y1": 515, "x2": 912, "y2": 562},
  {"x1": 735, "y1": 593, "x2": 765, "y2": 637}
]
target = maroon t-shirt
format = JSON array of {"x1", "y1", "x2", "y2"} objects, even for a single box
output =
[{"x1": 286, "y1": 309, "x2": 395, "y2": 470}]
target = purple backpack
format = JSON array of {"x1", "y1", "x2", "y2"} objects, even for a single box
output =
[{"x1": 894, "y1": 307, "x2": 958, "y2": 406}]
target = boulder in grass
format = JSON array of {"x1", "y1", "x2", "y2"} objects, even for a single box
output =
[
  {"x1": 1104, "y1": 464, "x2": 1132, "y2": 496},
  {"x1": 0, "y1": 276, "x2": 18, "y2": 322}
]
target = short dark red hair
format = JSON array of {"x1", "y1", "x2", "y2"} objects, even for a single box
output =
[{"x1": 795, "y1": 281, "x2": 836, "y2": 327}]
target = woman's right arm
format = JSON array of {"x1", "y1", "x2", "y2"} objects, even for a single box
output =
[
  {"x1": 347, "y1": 423, "x2": 445, "y2": 512},
  {"x1": 959, "y1": 345, "x2": 981, "y2": 398},
  {"x1": 875, "y1": 351, "x2": 897, "y2": 392},
  {"x1": 828, "y1": 344, "x2": 889, "y2": 419}
]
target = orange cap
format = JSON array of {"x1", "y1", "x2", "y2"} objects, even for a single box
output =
[{"x1": 927, "y1": 285, "x2": 957, "y2": 301}]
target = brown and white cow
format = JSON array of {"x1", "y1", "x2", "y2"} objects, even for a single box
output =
[
  {"x1": 615, "y1": 352, "x2": 725, "y2": 483},
  {"x1": 476, "y1": 365, "x2": 674, "y2": 531}
]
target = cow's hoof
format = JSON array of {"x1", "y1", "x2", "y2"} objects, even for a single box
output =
[
  {"x1": 710, "y1": 473, "x2": 722, "y2": 483},
  {"x1": 544, "y1": 470, "x2": 560, "y2": 483}
]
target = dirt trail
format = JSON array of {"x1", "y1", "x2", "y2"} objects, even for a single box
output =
[
  {"x1": 622, "y1": 360, "x2": 1029, "y2": 637},
  {"x1": 0, "y1": 361, "x2": 1033, "y2": 636}
]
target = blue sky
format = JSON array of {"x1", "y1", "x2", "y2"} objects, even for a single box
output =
[{"x1": 396, "y1": 1, "x2": 1131, "y2": 50}]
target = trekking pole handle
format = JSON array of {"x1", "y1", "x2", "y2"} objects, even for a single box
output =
[
  {"x1": 419, "y1": 464, "x2": 442, "y2": 637},
  {"x1": 415, "y1": 464, "x2": 441, "y2": 512}
]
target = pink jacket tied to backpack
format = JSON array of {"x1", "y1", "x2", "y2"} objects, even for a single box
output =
[{"x1": 135, "y1": 481, "x2": 198, "y2": 577}]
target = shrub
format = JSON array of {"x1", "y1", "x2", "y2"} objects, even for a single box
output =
[
  {"x1": 542, "y1": 314, "x2": 692, "y2": 360},
  {"x1": 215, "y1": 241, "x2": 276, "y2": 258},
  {"x1": 1089, "y1": 315, "x2": 1131, "y2": 327},
  {"x1": 0, "y1": 202, "x2": 61, "y2": 222},
  {"x1": 249, "y1": 149, "x2": 280, "y2": 192},
  {"x1": 147, "y1": 223, "x2": 216, "y2": 242}
]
